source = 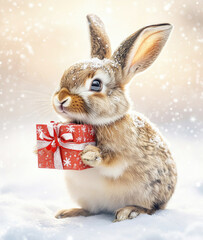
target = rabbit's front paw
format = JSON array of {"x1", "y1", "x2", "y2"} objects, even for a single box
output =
[
  {"x1": 114, "y1": 206, "x2": 140, "y2": 222},
  {"x1": 80, "y1": 145, "x2": 102, "y2": 167}
]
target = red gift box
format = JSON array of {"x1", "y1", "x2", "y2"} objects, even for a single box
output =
[{"x1": 36, "y1": 122, "x2": 96, "y2": 170}]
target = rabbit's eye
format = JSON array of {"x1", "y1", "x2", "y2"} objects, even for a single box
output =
[{"x1": 90, "y1": 79, "x2": 102, "y2": 92}]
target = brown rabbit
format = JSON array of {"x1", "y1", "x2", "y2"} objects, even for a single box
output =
[{"x1": 53, "y1": 14, "x2": 177, "y2": 222}]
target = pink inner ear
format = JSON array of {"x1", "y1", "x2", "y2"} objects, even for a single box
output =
[{"x1": 130, "y1": 30, "x2": 163, "y2": 67}]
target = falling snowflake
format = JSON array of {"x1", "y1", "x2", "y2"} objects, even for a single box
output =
[
  {"x1": 64, "y1": 157, "x2": 71, "y2": 167},
  {"x1": 66, "y1": 125, "x2": 75, "y2": 133}
]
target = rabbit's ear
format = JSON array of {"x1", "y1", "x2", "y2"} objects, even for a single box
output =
[
  {"x1": 112, "y1": 24, "x2": 172, "y2": 84},
  {"x1": 87, "y1": 14, "x2": 111, "y2": 60}
]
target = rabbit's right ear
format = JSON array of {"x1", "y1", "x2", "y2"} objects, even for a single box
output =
[
  {"x1": 87, "y1": 14, "x2": 111, "y2": 60},
  {"x1": 112, "y1": 24, "x2": 172, "y2": 84}
]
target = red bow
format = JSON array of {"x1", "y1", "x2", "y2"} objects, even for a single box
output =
[{"x1": 39, "y1": 123, "x2": 73, "y2": 153}]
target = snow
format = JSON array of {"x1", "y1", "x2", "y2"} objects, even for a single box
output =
[
  {"x1": 0, "y1": 127, "x2": 203, "y2": 240},
  {"x1": 74, "y1": 58, "x2": 118, "y2": 72},
  {"x1": 132, "y1": 114, "x2": 145, "y2": 128},
  {"x1": 149, "y1": 135, "x2": 164, "y2": 148}
]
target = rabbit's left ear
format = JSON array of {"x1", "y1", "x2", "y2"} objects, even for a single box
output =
[
  {"x1": 112, "y1": 24, "x2": 173, "y2": 84},
  {"x1": 87, "y1": 14, "x2": 111, "y2": 60}
]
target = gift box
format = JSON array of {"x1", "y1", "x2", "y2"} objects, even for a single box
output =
[{"x1": 36, "y1": 121, "x2": 96, "y2": 170}]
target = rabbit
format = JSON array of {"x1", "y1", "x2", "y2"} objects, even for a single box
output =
[{"x1": 53, "y1": 14, "x2": 177, "y2": 222}]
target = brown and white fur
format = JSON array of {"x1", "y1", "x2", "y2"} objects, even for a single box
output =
[{"x1": 53, "y1": 14, "x2": 177, "y2": 222}]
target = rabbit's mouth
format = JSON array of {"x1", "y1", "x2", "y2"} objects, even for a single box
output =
[
  {"x1": 52, "y1": 92, "x2": 89, "y2": 121},
  {"x1": 55, "y1": 108, "x2": 91, "y2": 125},
  {"x1": 58, "y1": 104, "x2": 66, "y2": 114}
]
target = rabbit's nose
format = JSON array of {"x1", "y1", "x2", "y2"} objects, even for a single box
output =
[
  {"x1": 58, "y1": 88, "x2": 70, "y2": 101},
  {"x1": 60, "y1": 97, "x2": 71, "y2": 107}
]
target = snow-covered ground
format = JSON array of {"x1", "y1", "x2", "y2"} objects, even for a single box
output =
[{"x1": 0, "y1": 126, "x2": 203, "y2": 240}]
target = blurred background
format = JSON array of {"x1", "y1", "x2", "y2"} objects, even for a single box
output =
[{"x1": 0, "y1": 1, "x2": 203, "y2": 239}]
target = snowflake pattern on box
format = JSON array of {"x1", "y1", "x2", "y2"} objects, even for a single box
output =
[
  {"x1": 66, "y1": 125, "x2": 75, "y2": 133},
  {"x1": 90, "y1": 129, "x2": 95, "y2": 136},
  {"x1": 37, "y1": 126, "x2": 43, "y2": 135},
  {"x1": 76, "y1": 136, "x2": 82, "y2": 142},
  {"x1": 36, "y1": 123, "x2": 96, "y2": 170},
  {"x1": 81, "y1": 126, "x2": 87, "y2": 132},
  {"x1": 64, "y1": 157, "x2": 71, "y2": 167}
]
